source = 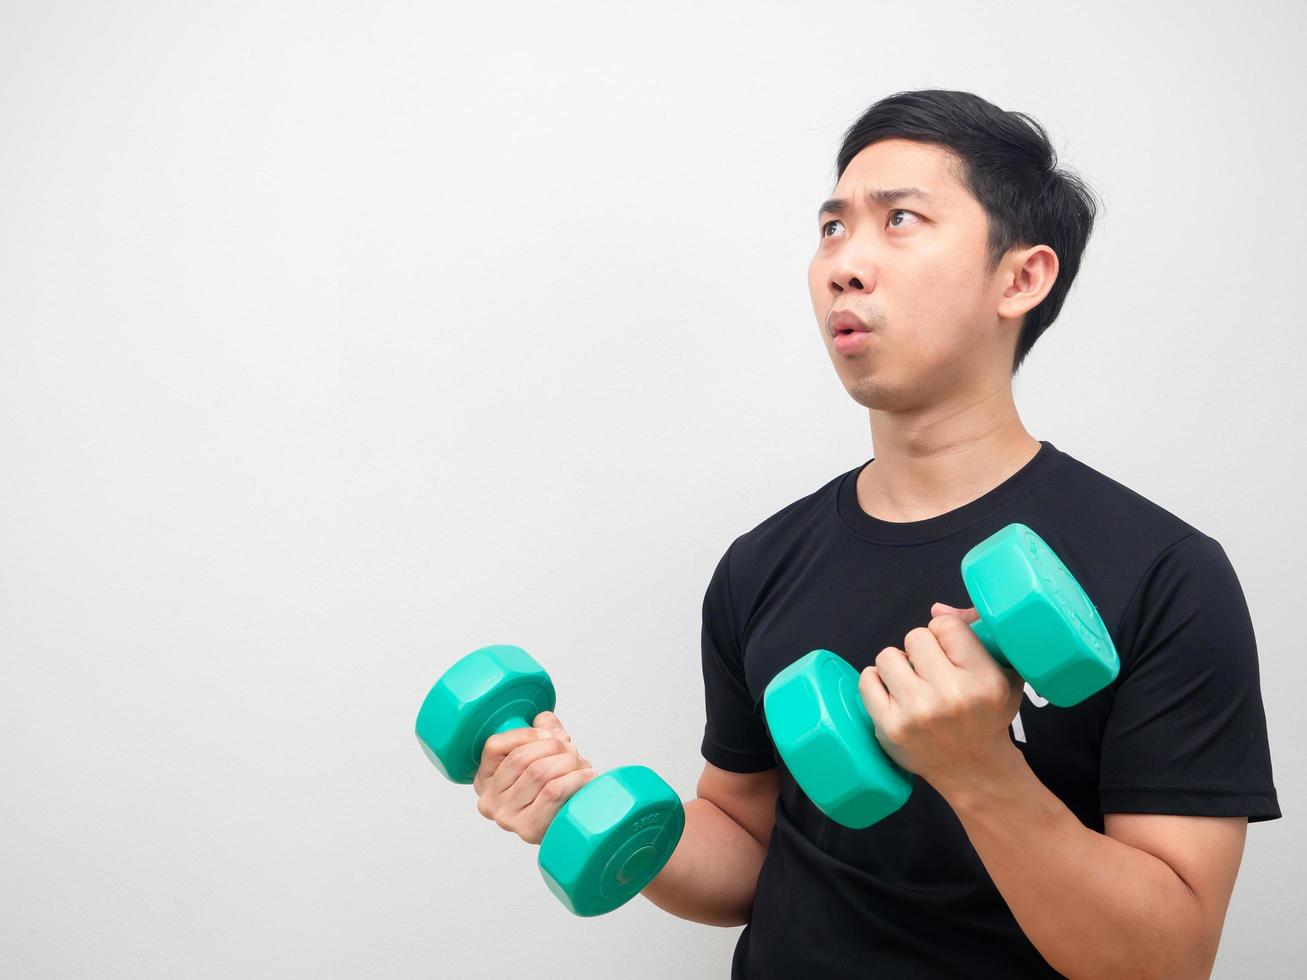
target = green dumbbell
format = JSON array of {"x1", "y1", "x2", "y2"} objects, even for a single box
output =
[
  {"x1": 415, "y1": 644, "x2": 685, "y2": 916},
  {"x1": 763, "y1": 522, "x2": 1119, "y2": 829}
]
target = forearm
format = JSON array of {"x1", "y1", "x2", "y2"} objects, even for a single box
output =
[
  {"x1": 640, "y1": 797, "x2": 765, "y2": 926},
  {"x1": 937, "y1": 746, "x2": 1208, "y2": 979}
]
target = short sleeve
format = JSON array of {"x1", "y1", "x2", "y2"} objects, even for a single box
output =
[
  {"x1": 700, "y1": 541, "x2": 776, "y2": 772},
  {"x1": 1099, "y1": 531, "x2": 1281, "y2": 822}
]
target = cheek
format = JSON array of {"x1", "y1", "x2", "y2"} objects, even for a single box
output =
[{"x1": 905, "y1": 268, "x2": 981, "y2": 349}]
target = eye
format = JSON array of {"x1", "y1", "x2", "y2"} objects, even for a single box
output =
[{"x1": 820, "y1": 210, "x2": 921, "y2": 238}]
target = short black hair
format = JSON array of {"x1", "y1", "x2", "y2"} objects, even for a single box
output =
[{"x1": 833, "y1": 89, "x2": 1103, "y2": 375}]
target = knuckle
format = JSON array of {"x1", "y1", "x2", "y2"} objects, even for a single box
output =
[
  {"x1": 524, "y1": 757, "x2": 552, "y2": 782},
  {"x1": 530, "y1": 757, "x2": 562, "y2": 783},
  {"x1": 905, "y1": 626, "x2": 931, "y2": 644},
  {"x1": 506, "y1": 743, "x2": 537, "y2": 766},
  {"x1": 937, "y1": 688, "x2": 965, "y2": 716}
]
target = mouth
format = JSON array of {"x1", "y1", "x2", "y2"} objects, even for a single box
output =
[
  {"x1": 828, "y1": 310, "x2": 871, "y2": 337},
  {"x1": 833, "y1": 329, "x2": 872, "y2": 353}
]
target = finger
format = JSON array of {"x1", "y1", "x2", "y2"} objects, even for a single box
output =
[
  {"x1": 518, "y1": 767, "x2": 599, "y2": 841},
  {"x1": 873, "y1": 647, "x2": 926, "y2": 702},
  {"x1": 476, "y1": 727, "x2": 551, "y2": 786},
  {"x1": 502, "y1": 749, "x2": 593, "y2": 813},
  {"x1": 858, "y1": 664, "x2": 893, "y2": 724},
  {"x1": 489, "y1": 737, "x2": 576, "y2": 796},
  {"x1": 532, "y1": 711, "x2": 580, "y2": 760},
  {"x1": 533, "y1": 710, "x2": 572, "y2": 742},
  {"x1": 901, "y1": 626, "x2": 955, "y2": 690},
  {"x1": 534, "y1": 720, "x2": 580, "y2": 757},
  {"x1": 928, "y1": 613, "x2": 989, "y2": 670}
]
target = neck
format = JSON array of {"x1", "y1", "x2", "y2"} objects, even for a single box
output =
[{"x1": 859, "y1": 384, "x2": 1040, "y2": 523}]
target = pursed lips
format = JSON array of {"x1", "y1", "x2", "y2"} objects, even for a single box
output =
[{"x1": 828, "y1": 311, "x2": 871, "y2": 336}]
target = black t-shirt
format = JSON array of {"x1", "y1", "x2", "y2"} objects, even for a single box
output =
[{"x1": 699, "y1": 440, "x2": 1281, "y2": 979}]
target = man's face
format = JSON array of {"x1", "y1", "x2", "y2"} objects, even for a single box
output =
[{"x1": 807, "y1": 138, "x2": 1014, "y2": 412}]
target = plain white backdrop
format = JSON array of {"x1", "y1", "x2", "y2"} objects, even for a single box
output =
[{"x1": 2, "y1": 1, "x2": 1303, "y2": 976}]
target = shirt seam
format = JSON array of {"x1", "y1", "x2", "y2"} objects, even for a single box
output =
[
  {"x1": 722, "y1": 537, "x2": 743, "y2": 665},
  {"x1": 721, "y1": 538, "x2": 768, "y2": 719},
  {"x1": 702, "y1": 734, "x2": 774, "y2": 758},
  {"x1": 1109, "y1": 529, "x2": 1203, "y2": 644},
  {"x1": 832, "y1": 451, "x2": 1066, "y2": 547},
  {"x1": 1099, "y1": 783, "x2": 1276, "y2": 795}
]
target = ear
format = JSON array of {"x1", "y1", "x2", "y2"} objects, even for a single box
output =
[{"x1": 996, "y1": 244, "x2": 1059, "y2": 322}]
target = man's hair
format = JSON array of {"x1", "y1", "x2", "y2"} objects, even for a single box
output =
[{"x1": 834, "y1": 89, "x2": 1102, "y2": 375}]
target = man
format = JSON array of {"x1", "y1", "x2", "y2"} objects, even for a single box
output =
[{"x1": 470, "y1": 89, "x2": 1281, "y2": 977}]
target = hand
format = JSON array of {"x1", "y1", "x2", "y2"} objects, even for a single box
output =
[
  {"x1": 471, "y1": 710, "x2": 598, "y2": 844},
  {"x1": 857, "y1": 602, "x2": 1025, "y2": 795}
]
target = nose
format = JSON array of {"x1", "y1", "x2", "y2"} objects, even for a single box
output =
[
  {"x1": 827, "y1": 254, "x2": 877, "y2": 298},
  {"x1": 816, "y1": 233, "x2": 880, "y2": 299}
]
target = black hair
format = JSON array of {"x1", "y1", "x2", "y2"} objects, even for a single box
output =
[{"x1": 833, "y1": 89, "x2": 1103, "y2": 375}]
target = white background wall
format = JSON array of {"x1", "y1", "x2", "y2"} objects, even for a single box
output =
[{"x1": 2, "y1": 1, "x2": 1303, "y2": 976}]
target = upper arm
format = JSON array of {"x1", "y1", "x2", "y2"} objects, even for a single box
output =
[
  {"x1": 1104, "y1": 812, "x2": 1247, "y2": 968},
  {"x1": 700, "y1": 542, "x2": 777, "y2": 772},
  {"x1": 697, "y1": 761, "x2": 780, "y2": 848},
  {"x1": 1099, "y1": 533, "x2": 1279, "y2": 822}
]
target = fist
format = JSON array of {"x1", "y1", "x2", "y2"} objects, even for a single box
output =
[{"x1": 471, "y1": 711, "x2": 598, "y2": 844}]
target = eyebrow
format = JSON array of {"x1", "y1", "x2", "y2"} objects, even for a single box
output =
[{"x1": 817, "y1": 187, "x2": 939, "y2": 223}]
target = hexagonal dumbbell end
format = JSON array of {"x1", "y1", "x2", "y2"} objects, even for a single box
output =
[
  {"x1": 537, "y1": 765, "x2": 686, "y2": 917},
  {"x1": 961, "y1": 522, "x2": 1120, "y2": 707},
  {"x1": 416, "y1": 648, "x2": 686, "y2": 917},
  {"x1": 763, "y1": 649, "x2": 913, "y2": 829},
  {"x1": 414, "y1": 644, "x2": 556, "y2": 783}
]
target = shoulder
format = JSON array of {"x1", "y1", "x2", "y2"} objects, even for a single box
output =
[
  {"x1": 1058, "y1": 457, "x2": 1255, "y2": 682},
  {"x1": 1037, "y1": 447, "x2": 1231, "y2": 604},
  {"x1": 1049, "y1": 447, "x2": 1201, "y2": 546}
]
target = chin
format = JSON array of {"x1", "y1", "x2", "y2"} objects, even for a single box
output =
[{"x1": 843, "y1": 376, "x2": 908, "y2": 411}]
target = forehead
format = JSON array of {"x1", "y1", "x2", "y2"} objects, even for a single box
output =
[{"x1": 832, "y1": 138, "x2": 966, "y2": 204}]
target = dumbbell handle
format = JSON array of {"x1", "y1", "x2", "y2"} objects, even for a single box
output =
[{"x1": 493, "y1": 715, "x2": 534, "y2": 736}]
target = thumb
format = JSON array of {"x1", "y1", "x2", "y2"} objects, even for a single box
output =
[
  {"x1": 532, "y1": 710, "x2": 571, "y2": 741},
  {"x1": 932, "y1": 601, "x2": 980, "y2": 625}
]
